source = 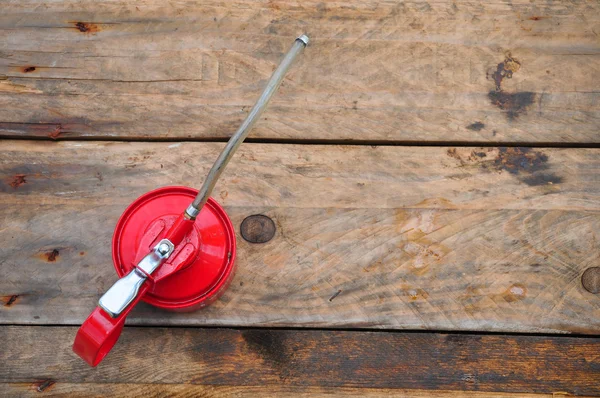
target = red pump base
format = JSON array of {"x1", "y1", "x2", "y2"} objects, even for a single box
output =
[{"x1": 73, "y1": 186, "x2": 236, "y2": 366}]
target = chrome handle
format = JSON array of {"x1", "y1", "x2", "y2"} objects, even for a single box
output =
[
  {"x1": 98, "y1": 239, "x2": 174, "y2": 318},
  {"x1": 99, "y1": 269, "x2": 147, "y2": 318}
]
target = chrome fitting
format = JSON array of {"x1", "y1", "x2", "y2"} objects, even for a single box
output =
[
  {"x1": 185, "y1": 204, "x2": 200, "y2": 219},
  {"x1": 296, "y1": 34, "x2": 309, "y2": 46}
]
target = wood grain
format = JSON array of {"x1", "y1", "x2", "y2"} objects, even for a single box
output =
[
  {"x1": 2, "y1": 384, "x2": 585, "y2": 398},
  {"x1": 1, "y1": 141, "x2": 599, "y2": 333},
  {"x1": 1, "y1": 326, "x2": 599, "y2": 396},
  {"x1": 0, "y1": 1, "x2": 598, "y2": 143}
]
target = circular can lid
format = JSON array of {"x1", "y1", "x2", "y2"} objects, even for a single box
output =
[{"x1": 112, "y1": 186, "x2": 236, "y2": 310}]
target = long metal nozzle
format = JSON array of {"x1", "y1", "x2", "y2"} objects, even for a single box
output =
[{"x1": 185, "y1": 35, "x2": 309, "y2": 219}]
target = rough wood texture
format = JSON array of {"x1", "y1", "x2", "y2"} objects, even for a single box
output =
[
  {"x1": 2, "y1": 384, "x2": 585, "y2": 398},
  {"x1": 1, "y1": 141, "x2": 599, "y2": 333},
  {"x1": 0, "y1": 1, "x2": 598, "y2": 143},
  {"x1": 1, "y1": 327, "x2": 599, "y2": 396}
]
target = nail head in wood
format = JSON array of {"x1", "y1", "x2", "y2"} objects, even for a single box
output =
[
  {"x1": 581, "y1": 267, "x2": 600, "y2": 294},
  {"x1": 240, "y1": 215, "x2": 276, "y2": 243}
]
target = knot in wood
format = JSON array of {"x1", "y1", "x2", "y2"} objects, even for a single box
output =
[
  {"x1": 582, "y1": 267, "x2": 600, "y2": 294},
  {"x1": 240, "y1": 215, "x2": 276, "y2": 243}
]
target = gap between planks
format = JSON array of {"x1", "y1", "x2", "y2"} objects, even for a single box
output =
[
  {"x1": 1, "y1": 134, "x2": 600, "y2": 149},
  {"x1": 3, "y1": 323, "x2": 600, "y2": 339}
]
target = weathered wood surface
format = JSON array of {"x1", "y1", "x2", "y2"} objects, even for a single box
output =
[
  {"x1": 0, "y1": 0, "x2": 598, "y2": 143},
  {"x1": 2, "y1": 385, "x2": 585, "y2": 398},
  {"x1": 1, "y1": 327, "x2": 599, "y2": 396},
  {"x1": 1, "y1": 141, "x2": 599, "y2": 333}
]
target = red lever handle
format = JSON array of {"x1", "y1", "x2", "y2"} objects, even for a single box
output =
[
  {"x1": 73, "y1": 214, "x2": 194, "y2": 366},
  {"x1": 73, "y1": 283, "x2": 150, "y2": 366}
]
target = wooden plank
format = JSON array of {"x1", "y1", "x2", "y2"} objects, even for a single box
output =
[
  {"x1": 1, "y1": 384, "x2": 582, "y2": 398},
  {"x1": 0, "y1": 386, "x2": 590, "y2": 398},
  {"x1": 0, "y1": 0, "x2": 598, "y2": 143},
  {"x1": 1, "y1": 141, "x2": 599, "y2": 333},
  {"x1": 1, "y1": 326, "x2": 599, "y2": 396}
]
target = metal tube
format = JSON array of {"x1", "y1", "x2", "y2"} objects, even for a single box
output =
[{"x1": 185, "y1": 34, "x2": 309, "y2": 219}]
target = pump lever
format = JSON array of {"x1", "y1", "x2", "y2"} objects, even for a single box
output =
[{"x1": 98, "y1": 239, "x2": 174, "y2": 317}]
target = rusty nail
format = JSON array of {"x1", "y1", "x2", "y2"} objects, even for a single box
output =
[
  {"x1": 581, "y1": 267, "x2": 600, "y2": 294},
  {"x1": 36, "y1": 379, "x2": 56, "y2": 392},
  {"x1": 329, "y1": 290, "x2": 342, "y2": 302},
  {"x1": 240, "y1": 215, "x2": 276, "y2": 243}
]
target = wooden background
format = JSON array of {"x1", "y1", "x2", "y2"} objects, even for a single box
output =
[{"x1": 1, "y1": 0, "x2": 599, "y2": 397}]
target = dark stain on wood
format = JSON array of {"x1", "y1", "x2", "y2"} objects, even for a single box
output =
[
  {"x1": 446, "y1": 147, "x2": 563, "y2": 186},
  {"x1": 9, "y1": 174, "x2": 27, "y2": 188},
  {"x1": 520, "y1": 172, "x2": 563, "y2": 186},
  {"x1": 21, "y1": 66, "x2": 36, "y2": 73},
  {"x1": 240, "y1": 215, "x2": 276, "y2": 244},
  {"x1": 3, "y1": 294, "x2": 20, "y2": 307},
  {"x1": 494, "y1": 147, "x2": 547, "y2": 175},
  {"x1": 487, "y1": 54, "x2": 535, "y2": 120},
  {"x1": 467, "y1": 150, "x2": 487, "y2": 161},
  {"x1": 243, "y1": 329, "x2": 287, "y2": 363},
  {"x1": 494, "y1": 147, "x2": 563, "y2": 186},
  {"x1": 445, "y1": 334, "x2": 483, "y2": 345},
  {"x1": 528, "y1": 16, "x2": 548, "y2": 21},
  {"x1": 488, "y1": 91, "x2": 535, "y2": 120},
  {"x1": 466, "y1": 122, "x2": 485, "y2": 131},
  {"x1": 73, "y1": 22, "x2": 100, "y2": 33},
  {"x1": 242, "y1": 330, "x2": 294, "y2": 380},
  {"x1": 45, "y1": 249, "x2": 60, "y2": 262},
  {"x1": 582, "y1": 267, "x2": 600, "y2": 294},
  {"x1": 34, "y1": 379, "x2": 56, "y2": 392},
  {"x1": 446, "y1": 148, "x2": 463, "y2": 163},
  {"x1": 488, "y1": 147, "x2": 563, "y2": 186},
  {"x1": 490, "y1": 54, "x2": 521, "y2": 91}
]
